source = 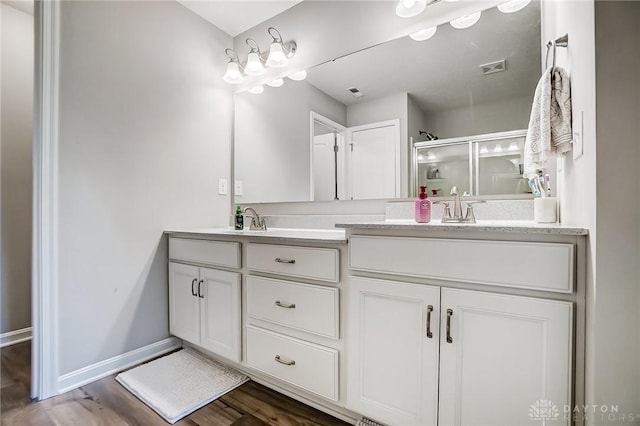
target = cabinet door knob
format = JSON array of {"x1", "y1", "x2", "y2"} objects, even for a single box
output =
[
  {"x1": 274, "y1": 257, "x2": 296, "y2": 264},
  {"x1": 274, "y1": 355, "x2": 296, "y2": 366},
  {"x1": 191, "y1": 278, "x2": 198, "y2": 297},
  {"x1": 446, "y1": 308, "x2": 453, "y2": 343},
  {"x1": 197, "y1": 280, "x2": 204, "y2": 299},
  {"x1": 275, "y1": 301, "x2": 296, "y2": 309},
  {"x1": 426, "y1": 305, "x2": 434, "y2": 338}
]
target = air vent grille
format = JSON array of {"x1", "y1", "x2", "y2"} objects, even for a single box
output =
[
  {"x1": 346, "y1": 87, "x2": 365, "y2": 98},
  {"x1": 480, "y1": 59, "x2": 506, "y2": 75}
]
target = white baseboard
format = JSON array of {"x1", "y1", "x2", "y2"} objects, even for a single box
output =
[
  {"x1": 0, "y1": 327, "x2": 33, "y2": 348},
  {"x1": 57, "y1": 337, "x2": 182, "y2": 394}
]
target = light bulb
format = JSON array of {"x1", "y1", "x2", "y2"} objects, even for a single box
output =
[
  {"x1": 244, "y1": 51, "x2": 265, "y2": 76},
  {"x1": 248, "y1": 85, "x2": 264, "y2": 94},
  {"x1": 267, "y1": 78, "x2": 284, "y2": 88},
  {"x1": 223, "y1": 61, "x2": 243, "y2": 84},
  {"x1": 450, "y1": 11, "x2": 482, "y2": 29},
  {"x1": 266, "y1": 42, "x2": 288, "y2": 68},
  {"x1": 288, "y1": 70, "x2": 307, "y2": 81},
  {"x1": 395, "y1": 0, "x2": 426, "y2": 18},
  {"x1": 410, "y1": 26, "x2": 437, "y2": 41},
  {"x1": 497, "y1": 0, "x2": 531, "y2": 13}
]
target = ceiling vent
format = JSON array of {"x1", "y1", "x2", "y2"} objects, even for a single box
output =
[
  {"x1": 480, "y1": 59, "x2": 506, "y2": 75},
  {"x1": 346, "y1": 87, "x2": 365, "y2": 98}
]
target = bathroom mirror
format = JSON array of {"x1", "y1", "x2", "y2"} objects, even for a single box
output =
[{"x1": 234, "y1": 1, "x2": 541, "y2": 204}]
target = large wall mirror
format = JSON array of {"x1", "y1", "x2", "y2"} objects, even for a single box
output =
[{"x1": 234, "y1": 1, "x2": 541, "y2": 204}]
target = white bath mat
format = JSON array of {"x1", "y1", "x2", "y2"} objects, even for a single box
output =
[{"x1": 115, "y1": 348, "x2": 249, "y2": 424}]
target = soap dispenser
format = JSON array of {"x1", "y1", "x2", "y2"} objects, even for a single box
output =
[
  {"x1": 234, "y1": 206, "x2": 244, "y2": 230},
  {"x1": 415, "y1": 185, "x2": 432, "y2": 223}
]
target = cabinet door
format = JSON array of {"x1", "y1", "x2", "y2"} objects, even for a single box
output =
[
  {"x1": 439, "y1": 288, "x2": 572, "y2": 426},
  {"x1": 346, "y1": 277, "x2": 440, "y2": 426},
  {"x1": 199, "y1": 267, "x2": 241, "y2": 362},
  {"x1": 169, "y1": 262, "x2": 200, "y2": 344}
]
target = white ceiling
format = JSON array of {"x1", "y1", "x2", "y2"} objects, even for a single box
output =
[
  {"x1": 176, "y1": 0, "x2": 302, "y2": 37},
  {"x1": 3, "y1": 0, "x2": 34, "y2": 15}
]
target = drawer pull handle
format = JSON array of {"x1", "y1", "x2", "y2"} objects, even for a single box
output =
[
  {"x1": 274, "y1": 257, "x2": 296, "y2": 264},
  {"x1": 197, "y1": 280, "x2": 204, "y2": 299},
  {"x1": 446, "y1": 309, "x2": 453, "y2": 343},
  {"x1": 426, "y1": 305, "x2": 433, "y2": 339},
  {"x1": 274, "y1": 355, "x2": 296, "y2": 366},
  {"x1": 191, "y1": 278, "x2": 198, "y2": 297},
  {"x1": 275, "y1": 301, "x2": 296, "y2": 309}
]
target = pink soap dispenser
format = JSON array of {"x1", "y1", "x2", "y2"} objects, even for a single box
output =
[{"x1": 415, "y1": 185, "x2": 432, "y2": 223}]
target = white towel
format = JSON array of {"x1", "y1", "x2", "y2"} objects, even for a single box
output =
[{"x1": 523, "y1": 66, "x2": 572, "y2": 177}]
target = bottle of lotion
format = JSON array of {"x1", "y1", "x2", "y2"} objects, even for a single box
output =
[{"x1": 415, "y1": 185, "x2": 431, "y2": 223}]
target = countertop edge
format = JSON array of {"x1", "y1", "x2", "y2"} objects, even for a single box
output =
[
  {"x1": 163, "y1": 229, "x2": 348, "y2": 244},
  {"x1": 334, "y1": 222, "x2": 589, "y2": 236}
]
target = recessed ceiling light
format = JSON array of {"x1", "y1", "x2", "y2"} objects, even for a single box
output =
[
  {"x1": 410, "y1": 26, "x2": 437, "y2": 41},
  {"x1": 450, "y1": 11, "x2": 482, "y2": 29}
]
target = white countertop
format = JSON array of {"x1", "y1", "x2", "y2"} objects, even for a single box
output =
[
  {"x1": 335, "y1": 220, "x2": 588, "y2": 236},
  {"x1": 164, "y1": 227, "x2": 347, "y2": 243}
]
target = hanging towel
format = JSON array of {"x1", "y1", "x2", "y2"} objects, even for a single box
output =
[{"x1": 523, "y1": 66, "x2": 572, "y2": 177}]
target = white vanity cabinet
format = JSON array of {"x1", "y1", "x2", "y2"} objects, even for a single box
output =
[
  {"x1": 168, "y1": 238, "x2": 241, "y2": 362},
  {"x1": 346, "y1": 234, "x2": 576, "y2": 426}
]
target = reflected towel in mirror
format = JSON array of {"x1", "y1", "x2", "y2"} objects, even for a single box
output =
[{"x1": 523, "y1": 66, "x2": 572, "y2": 177}]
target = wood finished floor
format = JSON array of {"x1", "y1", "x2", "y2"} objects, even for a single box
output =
[{"x1": 0, "y1": 342, "x2": 350, "y2": 426}]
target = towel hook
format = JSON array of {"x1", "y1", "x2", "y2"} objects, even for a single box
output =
[{"x1": 545, "y1": 34, "x2": 569, "y2": 69}]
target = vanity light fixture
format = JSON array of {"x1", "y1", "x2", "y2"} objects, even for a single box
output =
[
  {"x1": 427, "y1": 151, "x2": 437, "y2": 160},
  {"x1": 248, "y1": 85, "x2": 264, "y2": 94},
  {"x1": 396, "y1": 0, "x2": 427, "y2": 18},
  {"x1": 480, "y1": 145, "x2": 489, "y2": 154},
  {"x1": 244, "y1": 38, "x2": 265, "y2": 76},
  {"x1": 493, "y1": 143, "x2": 503, "y2": 153},
  {"x1": 450, "y1": 11, "x2": 482, "y2": 29},
  {"x1": 508, "y1": 141, "x2": 519, "y2": 151},
  {"x1": 410, "y1": 26, "x2": 437, "y2": 41},
  {"x1": 265, "y1": 27, "x2": 297, "y2": 68},
  {"x1": 223, "y1": 49, "x2": 244, "y2": 84},
  {"x1": 497, "y1": 0, "x2": 531, "y2": 13},
  {"x1": 267, "y1": 78, "x2": 284, "y2": 88},
  {"x1": 287, "y1": 70, "x2": 307, "y2": 81}
]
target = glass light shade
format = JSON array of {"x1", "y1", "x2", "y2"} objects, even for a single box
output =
[
  {"x1": 223, "y1": 61, "x2": 243, "y2": 84},
  {"x1": 508, "y1": 142, "x2": 519, "y2": 151},
  {"x1": 450, "y1": 11, "x2": 482, "y2": 29},
  {"x1": 288, "y1": 70, "x2": 307, "y2": 81},
  {"x1": 266, "y1": 78, "x2": 284, "y2": 87},
  {"x1": 248, "y1": 85, "x2": 264, "y2": 94},
  {"x1": 480, "y1": 146, "x2": 489, "y2": 154},
  {"x1": 493, "y1": 144, "x2": 503, "y2": 153},
  {"x1": 497, "y1": 0, "x2": 531, "y2": 13},
  {"x1": 395, "y1": 0, "x2": 426, "y2": 18},
  {"x1": 410, "y1": 26, "x2": 437, "y2": 41},
  {"x1": 244, "y1": 51, "x2": 265, "y2": 76},
  {"x1": 266, "y1": 42, "x2": 288, "y2": 67}
]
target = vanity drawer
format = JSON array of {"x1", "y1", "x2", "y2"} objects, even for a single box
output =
[
  {"x1": 169, "y1": 238, "x2": 240, "y2": 269},
  {"x1": 246, "y1": 243, "x2": 339, "y2": 282},
  {"x1": 245, "y1": 326, "x2": 339, "y2": 401},
  {"x1": 246, "y1": 276, "x2": 339, "y2": 339},
  {"x1": 350, "y1": 236, "x2": 574, "y2": 293}
]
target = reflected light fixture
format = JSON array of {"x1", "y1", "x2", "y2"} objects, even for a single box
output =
[
  {"x1": 288, "y1": 70, "x2": 307, "y2": 81},
  {"x1": 497, "y1": 0, "x2": 531, "y2": 13},
  {"x1": 265, "y1": 27, "x2": 297, "y2": 68},
  {"x1": 248, "y1": 85, "x2": 264, "y2": 94},
  {"x1": 450, "y1": 11, "x2": 482, "y2": 29},
  {"x1": 396, "y1": 0, "x2": 427, "y2": 18},
  {"x1": 267, "y1": 78, "x2": 284, "y2": 88},
  {"x1": 223, "y1": 49, "x2": 243, "y2": 84},
  {"x1": 410, "y1": 26, "x2": 437, "y2": 41},
  {"x1": 508, "y1": 142, "x2": 519, "y2": 151},
  {"x1": 493, "y1": 144, "x2": 503, "y2": 153},
  {"x1": 427, "y1": 152, "x2": 437, "y2": 160},
  {"x1": 480, "y1": 145, "x2": 489, "y2": 154}
]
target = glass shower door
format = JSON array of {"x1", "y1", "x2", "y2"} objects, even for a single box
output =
[
  {"x1": 473, "y1": 135, "x2": 528, "y2": 195},
  {"x1": 414, "y1": 141, "x2": 471, "y2": 198}
]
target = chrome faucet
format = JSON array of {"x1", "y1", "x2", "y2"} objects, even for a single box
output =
[
  {"x1": 242, "y1": 207, "x2": 267, "y2": 231},
  {"x1": 435, "y1": 186, "x2": 485, "y2": 223}
]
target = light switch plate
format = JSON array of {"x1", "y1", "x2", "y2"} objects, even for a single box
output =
[
  {"x1": 218, "y1": 178, "x2": 228, "y2": 195},
  {"x1": 572, "y1": 110, "x2": 584, "y2": 160},
  {"x1": 235, "y1": 180, "x2": 243, "y2": 196}
]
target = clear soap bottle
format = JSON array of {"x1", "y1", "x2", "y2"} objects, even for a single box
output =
[{"x1": 415, "y1": 185, "x2": 432, "y2": 223}]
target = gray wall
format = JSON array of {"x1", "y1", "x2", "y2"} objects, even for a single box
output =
[
  {"x1": 593, "y1": 0, "x2": 640, "y2": 417},
  {"x1": 1, "y1": 3, "x2": 33, "y2": 334},
  {"x1": 234, "y1": 80, "x2": 346, "y2": 204},
  {"x1": 57, "y1": 1, "x2": 233, "y2": 374}
]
